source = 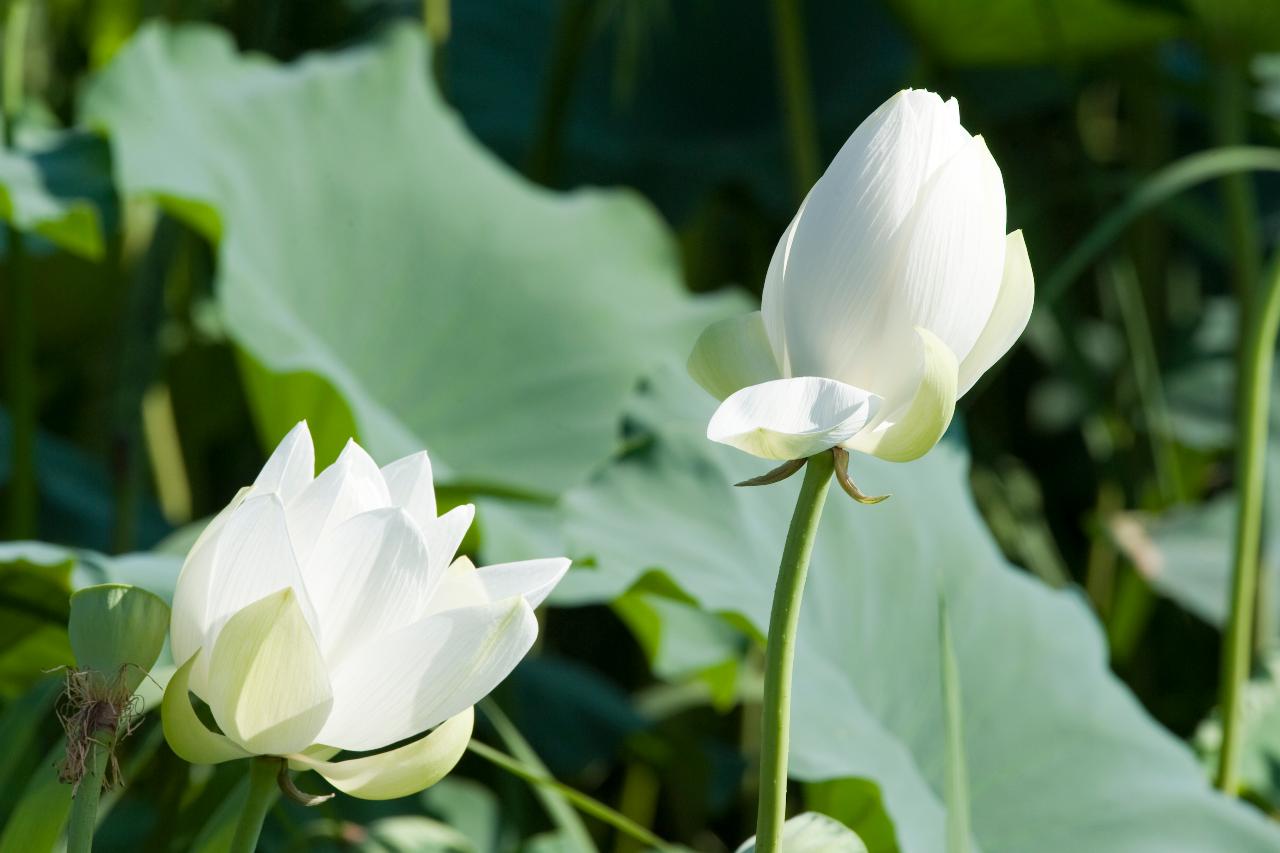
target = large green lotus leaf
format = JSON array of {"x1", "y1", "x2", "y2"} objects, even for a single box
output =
[
  {"x1": 887, "y1": 0, "x2": 1179, "y2": 67},
  {"x1": 80, "y1": 23, "x2": 728, "y2": 495},
  {"x1": 482, "y1": 365, "x2": 1280, "y2": 853},
  {"x1": 0, "y1": 130, "x2": 112, "y2": 259}
]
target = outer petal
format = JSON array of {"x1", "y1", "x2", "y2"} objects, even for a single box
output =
[
  {"x1": 423, "y1": 504, "x2": 475, "y2": 576},
  {"x1": 844, "y1": 327, "x2": 958, "y2": 463},
  {"x1": 250, "y1": 421, "x2": 315, "y2": 503},
  {"x1": 688, "y1": 311, "x2": 781, "y2": 401},
  {"x1": 291, "y1": 707, "x2": 473, "y2": 801},
  {"x1": 769, "y1": 91, "x2": 931, "y2": 393},
  {"x1": 707, "y1": 377, "x2": 881, "y2": 461},
  {"x1": 956, "y1": 230, "x2": 1034, "y2": 397},
  {"x1": 424, "y1": 556, "x2": 489, "y2": 616},
  {"x1": 895, "y1": 134, "x2": 1007, "y2": 363},
  {"x1": 474, "y1": 557, "x2": 570, "y2": 609},
  {"x1": 161, "y1": 650, "x2": 252, "y2": 765},
  {"x1": 206, "y1": 588, "x2": 334, "y2": 756},
  {"x1": 303, "y1": 508, "x2": 438, "y2": 661},
  {"x1": 427, "y1": 556, "x2": 570, "y2": 617},
  {"x1": 193, "y1": 494, "x2": 319, "y2": 689},
  {"x1": 170, "y1": 485, "x2": 248, "y2": 680},
  {"x1": 287, "y1": 439, "x2": 391, "y2": 565},
  {"x1": 381, "y1": 451, "x2": 436, "y2": 529},
  {"x1": 318, "y1": 597, "x2": 536, "y2": 752}
]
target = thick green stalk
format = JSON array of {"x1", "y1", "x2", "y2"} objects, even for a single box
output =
[
  {"x1": 3, "y1": 0, "x2": 33, "y2": 539},
  {"x1": 230, "y1": 757, "x2": 281, "y2": 853},
  {"x1": 65, "y1": 740, "x2": 109, "y2": 853},
  {"x1": 1215, "y1": 255, "x2": 1280, "y2": 794},
  {"x1": 769, "y1": 0, "x2": 820, "y2": 200},
  {"x1": 755, "y1": 451, "x2": 835, "y2": 853}
]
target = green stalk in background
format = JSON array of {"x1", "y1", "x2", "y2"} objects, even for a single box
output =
[
  {"x1": 3, "y1": 0, "x2": 34, "y2": 539},
  {"x1": 466, "y1": 740, "x2": 671, "y2": 851},
  {"x1": 1216, "y1": 253, "x2": 1280, "y2": 794},
  {"x1": 770, "y1": 0, "x2": 820, "y2": 199},
  {"x1": 755, "y1": 451, "x2": 835, "y2": 853},
  {"x1": 230, "y1": 757, "x2": 282, "y2": 853},
  {"x1": 1211, "y1": 59, "x2": 1260, "y2": 306}
]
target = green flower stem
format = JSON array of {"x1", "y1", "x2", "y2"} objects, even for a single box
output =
[
  {"x1": 756, "y1": 450, "x2": 835, "y2": 853},
  {"x1": 1215, "y1": 254, "x2": 1280, "y2": 794},
  {"x1": 230, "y1": 757, "x2": 282, "y2": 853},
  {"x1": 465, "y1": 740, "x2": 672, "y2": 851},
  {"x1": 66, "y1": 739, "x2": 109, "y2": 853}
]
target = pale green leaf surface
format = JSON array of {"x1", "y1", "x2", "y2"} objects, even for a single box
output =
[
  {"x1": 68, "y1": 583, "x2": 169, "y2": 693},
  {"x1": 0, "y1": 131, "x2": 110, "y2": 259},
  {"x1": 484, "y1": 367, "x2": 1280, "y2": 853},
  {"x1": 81, "y1": 22, "x2": 731, "y2": 496}
]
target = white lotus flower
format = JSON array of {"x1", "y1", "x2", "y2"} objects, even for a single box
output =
[
  {"x1": 161, "y1": 422, "x2": 569, "y2": 800},
  {"x1": 689, "y1": 89, "x2": 1034, "y2": 462}
]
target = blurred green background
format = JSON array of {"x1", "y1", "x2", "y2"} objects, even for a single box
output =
[{"x1": 4, "y1": 0, "x2": 1280, "y2": 850}]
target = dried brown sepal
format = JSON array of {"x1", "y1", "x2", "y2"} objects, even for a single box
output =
[
  {"x1": 735, "y1": 457, "x2": 807, "y2": 487},
  {"x1": 832, "y1": 447, "x2": 891, "y2": 505},
  {"x1": 57, "y1": 666, "x2": 142, "y2": 793},
  {"x1": 278, "y1": 763, "x2": 336, "y2": 806}
]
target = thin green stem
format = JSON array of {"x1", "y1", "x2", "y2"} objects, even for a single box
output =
[
  {"x1": 65, "y1": 740, "x2": 109, "y2": 853},
  {"x1": 3, "y1": 0, "x2": 33, "y2": 539},
  {"x1": 756, "y1": 451, "x2": 835, "y2": 853},
  {"x1": 230, "y1": 757, "x2": 282, "y2": 853},
  {"x1": 465, "y1": 740, "x2": 672, "y2": 851},
  {"x1": 480, "y1": 699, "x2": 595, "y2": 851},
  {"x1": 1212, "y1": 59, "x2": 1259, "y2": 306},
  {"x1": 1042, "y1": 146, "x2": 1280, "y2": 308},
  {"x1": 1109, "y1": 259, "x2": 1185, "y2": 504},
  {"x1": 1215, "y1": 255, "x2": 1280, "y2": 794},
  {"x1": 770, "y1": 0, "x2": 820, "y2": 200}
]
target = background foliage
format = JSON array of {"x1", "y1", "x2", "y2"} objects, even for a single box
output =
[{"x1": 4, "y1": 0, "x2": 1280, "y2": 850}]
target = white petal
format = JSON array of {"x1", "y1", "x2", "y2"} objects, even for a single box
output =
[
  {"x1": 707, "y1": 376, "x2": 881, "y2": 460},
  {"x1": 957, "y1": 230, "x2": 1034, "y2": 397},
  {"x1": 761, "y1": 205, "x2": 803, "y2": 376},
  {"x1": 687, "y1": 311, "x2": 781, "y2": 401},
  {"x1": 426, "y1": 556, "x2": 570, "y2": 616},
  {"x1": 900, "y1": 90, "x2": 972, "y2": 177},
  {"x1": 250, "y1": 421, "x2": 315, "y2": 502},
  {"x1": 318, "y1": 598, "x2": 536, "y2": 752},
  {"x1": 287, "y1": 438, "x2": 391, "y2": 565},
  {"x1": 474, "y1": 557, "x2": 570, "y2": 609},
  {"x1": 205, "y1": 588, "x2": 334, "y2": 756},
  {"x1": 189, "y1": 493, "x2": 319, "y2": 696},
  {"x1": 423, "y1": 504, "x2": 475, "y2": 576},
  {"x1": 772, "y1": 90, "x2": 931, "y2": 392},
  {"x1": 895, "y1": 134, "x2": 1007, "y2": 363},
  {"x1": 170, "y1": 486, "x2": 248, "y2": 679},
  {"x1": 424, "y1": 557, "x2": 489, "y2": 616},
  {"x1": 292, "y1": 707, "x2": 473, "y2": 801},
  {"x1": 844, "y1": 327, "x2": 958, "y2": 463},
  {"x1": 381, "y1": 451, "x2": 436, "y2": 529},
  {"x1": 302, "y1": 507, "x2": 438, "y2": 661}
]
